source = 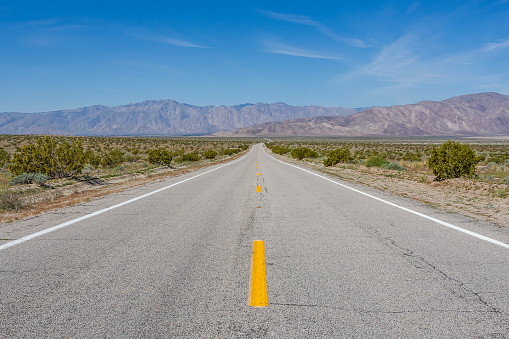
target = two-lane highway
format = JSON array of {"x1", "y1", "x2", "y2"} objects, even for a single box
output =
[{"x1": 1, "y1": 144, "x2": 509, "y2": 337}]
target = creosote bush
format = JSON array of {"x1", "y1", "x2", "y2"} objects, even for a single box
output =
[
  {"x1": 365, "y1": 156, "x2": 389, "y2": 168},
  {"x1": 202, "y1": 150, "x2": 218, "y2": 159},
  {"x1": 222, "y1": 148, "x2": 242, "y2": 156},
  {"x1": 267, "y1": 144, "x2": 291, "y2": 155},
  {"x1": 427, "y1": 140, "x2": 483, "y2": 181},
  {"x1": 323, "y1": 148, "x2": 353, "y2": 167},
  {"x1": 147, "y1": 148, "x2": 172, "y2": 165},
  {"x1": 9, "y1": 137, "x2": 85, "y2": 178},
  {"x1": 180, "y1": 152, "x2": 201, "y2": 162},
  {"x1": 101, "y1": 150, "x2": 124, "y2": 168},
  {"x1": 291, "y1": 147, "x2": 318, "y2": 160}
]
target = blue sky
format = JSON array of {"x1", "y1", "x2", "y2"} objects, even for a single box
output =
[{"x1": 1, "y1": 0, "x2": 509, "y2": 112}]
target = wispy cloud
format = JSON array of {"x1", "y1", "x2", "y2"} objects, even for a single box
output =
[
  {"x1": 262, "y1": 40, "x2": 343, "y2": 60},
  {"x1": 144, "y1": 34, "x2": 209, "y2": 48},
  {"x1": 345, "y1": 34, "x2": 445, "y2": 88},
  {"x1": 261, "y1": 10, "x2": 370, "y2": 48},
  {"x1": 482, "y1": 39, "x2": 509, "y2": 51},
  {"x1": 14, "y1": 18, "x2": 90, "y2": 31},
  {"x1": 266, "y1": 48, "x2": 342, "y2": 60}
]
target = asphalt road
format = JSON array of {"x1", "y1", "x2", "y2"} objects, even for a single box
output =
[{"x1": 1, "y1": 144, "x2": 509, "y2": 337}]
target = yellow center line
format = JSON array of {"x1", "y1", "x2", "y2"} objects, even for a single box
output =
[
  {"x1": 249, "y1": 240, "x2": 268, "y2": 307},
  {"x1": 256, "y1": 185, "x2": 262, "y2": 192}
]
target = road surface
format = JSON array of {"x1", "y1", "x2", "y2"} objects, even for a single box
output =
[{"x1": 1, "y1": 144, "x2": 509, "y2": 337}]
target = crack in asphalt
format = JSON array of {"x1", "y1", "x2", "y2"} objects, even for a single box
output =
[{"x1": 383, "y1": 236, "x2": 504, "y2": 315}]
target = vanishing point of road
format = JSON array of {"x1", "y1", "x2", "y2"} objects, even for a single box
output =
[{"x1": 1, "y1": 144, "x2": 509, "y2": 337}]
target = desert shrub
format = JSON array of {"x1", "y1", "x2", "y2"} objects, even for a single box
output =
[
  {"x1": 504, "y1": 176, "x2": 509, "y2": 184},
  {"x1": 9, "y1": 173, "x2": 33, "y2": 185},
  {"x1": 0, "y1": 190, "x2": 24, "y2": 211},
  {"x1": 427, "y1": 141, "x2": 483, "y2": 181},
  {"x1": 181, "y1": 152, "x2": 201, "y2": 162},
  {"x1": 202, "y1": 150, "x2": 218, "y2": 159},
  {"x1": 101, "y1": 150, "x2": 124, "y2": 168},
  {"x1": 0, "y1": 147, "x2": 10, "y2": 166},
  {"x1": 9, "y1": 137, "x2": 85, "y2": 178},
  {"x1": 323, "y1": 148, "x2": 353, "y2": 167},
  {"x1": 291, "y1": 147, "x2": 318, "y2": 160},
  {"x1": 353, "y1": 150, "x2": 365, "y2": 160},
  {"x1": 486, "y1": 154, "x2": 508, "y2": 164},
  {"x1": 33, "y1": 173, "x2": 49, "y2": 185},
  {"x1": 147, "y1": 149, "x2": 172, "y2": 165},
  {"x1": 269, "y1": 145, "x2": 291, "y2": 155},
  {"x1": 382, "y1": 162, "x2": 407, "y2": 171},
  {"x1": 365, "y1": 156, "x2": 389, "y2": 167},
  {"x1": 222, "y1": 148, "x2": 241, "y2": 156},
  {"x1": 85, "y1": 149, "x2": 101, "y2": 167},
  {"x1": 9, "y1": 173, "x2": 48, "y2": 186},
  {"x1": 55, "y1": 139, "x2": 86, "y2": 176},
  {"x1": 402, "y1": 151, "x2": 423, "y2": 162}
]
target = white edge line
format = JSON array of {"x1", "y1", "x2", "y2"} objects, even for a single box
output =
[
  {"x1": 0, "y1": 148, "x2": 254, "y2": 252},
  {"x1": 262, "y1": 145, "x2": 509, "y2": 250}
]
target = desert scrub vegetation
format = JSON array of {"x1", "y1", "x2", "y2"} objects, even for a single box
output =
[
  {"x1": 265, "y1": 137, "x2": 509, "y2": 226},
  {"x1": 290, "y1": 147, "x2": 318, "y2": 160},
  {"x1": 323, "y1": 148, "x2": 353, "y2": 167},
  {"x1": 147, "y1": 149, "x2": 172, "y2": 165},
  {"x1": 365, "y1": 156, "x2": 389, "y2": 168},
  {"x1": 10, "y1": 173, "x2": 48, "y2": 186},
  {"x1": 265, "y1": 137, "x2": 509, "y2": 185},
  {"x1": 427, "y1": 141, "x2": 483, "y2": 181},
  {"x1": 202, "y1": 150, "x2": 218, "y2": 159},
  {"x1": 9, "y1": 137, "x2": 86, "y2": 178},
  {"x1": 0, "y1": 135, "x2": 254, "y2": 214},
  {"x1": 266, "y1": 144, "x2": 291, "y2": 155}
]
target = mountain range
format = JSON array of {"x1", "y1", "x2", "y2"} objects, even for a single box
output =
[
  {"x1": 1, "y1": 92, "x2": 508, "y2": 137},
  {"x1": 0, "y1": 101, "x2": 357, "y2": 136},
  {"x1": 216, "y1": 92, "x2": 509, "y2": 137}
]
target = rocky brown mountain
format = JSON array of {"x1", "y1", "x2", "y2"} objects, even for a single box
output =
[
  {"x1": 215, "y1": 92, "x2": 509, "y2": 137},
  {"x1": 0, "y1": 100, "x2": 356, "y2": 136}
]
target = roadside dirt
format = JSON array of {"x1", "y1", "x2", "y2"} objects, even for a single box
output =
[
  {"x1": 267, "y1": 148, "x2": 509, "y2": 228},
  {"x1": 0, "y1": 153, "x2": 246, "y2": 224}
]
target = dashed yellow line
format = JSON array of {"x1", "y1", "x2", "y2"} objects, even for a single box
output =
[
  {"x1": 249, "y1": 240, "x2": 268, "y2": 307},
  {"x1": 256, "y1": 185, "x2": 262, "y2": 192}
]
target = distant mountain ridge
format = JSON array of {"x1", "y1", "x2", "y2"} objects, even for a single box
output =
[
  {"x1": 215, "y1": 92, "x2": 509, "y2": 137},
  {"x1": 0, "y1": 100, "x2": 357, "y2": 136}
]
